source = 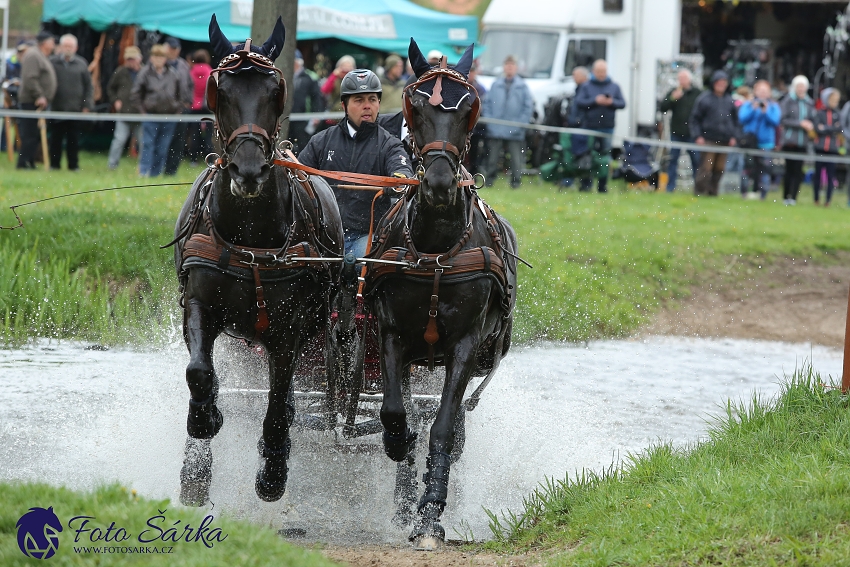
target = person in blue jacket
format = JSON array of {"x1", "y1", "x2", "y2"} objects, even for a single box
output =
[
  {"x1": 482, "y1": 55, "x2": 534, "y2": 189},
  {"x1": 738, "y1": 80, "x2": 781, "y2": 199},
  {"x1": 573, "y1": 59, "x2": 626, "y2": 192}
]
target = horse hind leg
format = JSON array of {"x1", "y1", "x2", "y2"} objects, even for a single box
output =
[
  {"x1": 380, "y1": 335, "x2": 418, "y2": 462},
  {"x1": 180, "y1": 299, "x2": 222, "y2": 507},
  {"x1": 392, "y1": 367, "x2": 419, "y2": 528}
]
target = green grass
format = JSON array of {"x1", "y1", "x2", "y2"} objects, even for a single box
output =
[
  {"x1": 480, "y1": 180, "x2": 850, "y2": 342},
  {"x1": 483, "y1": 366, "x2": 850, "y2": 565},
  {"x1": 0, "y1": 152, "x2": 197, "y2": 344},
  {"x1": 2, "y1": 151, "x2": 849, "y2": 344},
  {"x1": 0, "y1": 482, "x2": 339, "y2": 566}
]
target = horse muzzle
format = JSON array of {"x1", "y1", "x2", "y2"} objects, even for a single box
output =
[{"x1": 228, "y1": 163, "x2": 271, "y2": 198}]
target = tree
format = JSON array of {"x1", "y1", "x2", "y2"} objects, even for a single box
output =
[{"x1": 251, "y1": 0, "x2": 298, "y2": 139}]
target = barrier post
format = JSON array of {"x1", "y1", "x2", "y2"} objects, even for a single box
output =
[{"x1": 844, "y1": 283, "x2": 850, "y2": 393}]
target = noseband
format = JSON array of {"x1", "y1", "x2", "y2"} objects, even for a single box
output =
[
  {"x1": 402, "y1": 58, "x2": 481, "y2": 187},
  {"x1": 206, "y1": 39, "x2": 287, "y2": 168}
]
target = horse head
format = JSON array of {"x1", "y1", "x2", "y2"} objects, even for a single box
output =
[
  {"x1": 207, "y1": 14, "x2": 287, "y2": 198},
  {"x1": 404, "y1": 39, "x2": 478, "y2": 208}
]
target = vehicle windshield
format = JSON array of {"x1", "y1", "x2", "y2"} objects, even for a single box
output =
[{"x1": 478, "y1": 30, "x2": 559, "y2": 79}]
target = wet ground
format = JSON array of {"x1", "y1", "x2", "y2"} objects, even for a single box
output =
[{"x1": 0, "y1": 336, "x2": 841, "y2": 544}]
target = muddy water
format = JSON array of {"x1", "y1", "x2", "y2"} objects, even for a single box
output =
[{"x1": 0, "y1": 336, "x2": 841, "y2": 543}]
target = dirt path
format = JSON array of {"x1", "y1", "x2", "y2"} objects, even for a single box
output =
[
  {"x1": 321, "y1": 544, "x2": 540, "y2": 567},
  {"x1": 644, "y1": 254, "x2": 850, "y2": 348}
]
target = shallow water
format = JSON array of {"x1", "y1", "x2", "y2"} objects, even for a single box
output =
[{"x1": 0, "y1": 336, "x2": 841, "y2": 543}]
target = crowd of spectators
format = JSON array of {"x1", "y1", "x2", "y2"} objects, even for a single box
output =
[{"x1": 5, "y1": 32, "x2": 850, "y2": 207}]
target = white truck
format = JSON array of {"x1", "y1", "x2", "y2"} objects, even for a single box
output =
[{"x1": 476, "y1": 0, "x2": 683, "y2": 141}]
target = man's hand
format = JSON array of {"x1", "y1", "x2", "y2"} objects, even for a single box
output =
[
  {"x1": 595, "y1": 94, "x2": 612, "y2": 106},
  {"x1": 671, "y1": 88, "x2": 683, "y2": 100},
  {"x1": 695, "y1": 136, "x2": 705, "y2": 145},
  {"x1": 82, "y1": 108, "x2": 90, "y2": 113},
  {"x1": 800, "y1": 119, "x2": 814, "y2": 132},
  {"x1": 114, "y1": 100, "x2": 123, "y2": 112},
  {"x1": 35, "y1": 96, "x2": 48, "y2": 110},
  {"x1": 728, "y1": 138, "x2": 737, "y2": 147}
]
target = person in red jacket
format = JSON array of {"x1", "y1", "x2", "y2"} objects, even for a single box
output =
[{"x1": 187, "y1": 49, "x2": 213, "y2": 164}]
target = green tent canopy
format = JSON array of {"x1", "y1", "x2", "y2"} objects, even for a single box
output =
[{"x1": 42, "y1": 0, "x2": 478, "y2": 60}]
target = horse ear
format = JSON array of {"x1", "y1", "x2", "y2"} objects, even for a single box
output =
[
  {"x1": 209, "y1": 14, "x2": 235, "y2": 60},
  {"x1": 408, "y1": 38, "x2": 431, "y2": 78},
  {"x1": 454, "y1": 43, "x2": 474, "y2": 77},
  {"x1": 260, "y1": 17, "x2": 286, "y2": 61}
]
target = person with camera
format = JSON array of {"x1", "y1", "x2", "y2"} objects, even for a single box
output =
[
  {"x1": 737, "y1": 80, "x2": 780, "y2": 200},
  {"x1": 660, "y1": 69, "x2": 701, "y2": 192}
]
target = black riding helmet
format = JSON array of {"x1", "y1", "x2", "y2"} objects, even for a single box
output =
[{"x1": 340, "y1": 69, "x2": 383, "y2": 101}]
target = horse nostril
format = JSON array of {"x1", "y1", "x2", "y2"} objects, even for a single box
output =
[
  {"x1": 228, "y1": 163, "x2": 241, "y2": 180},
  {"x1": 258, "y1": 164, "x2": 271, "y2": 181}
]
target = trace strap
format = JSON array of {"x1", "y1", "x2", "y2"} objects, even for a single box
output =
[{"x1": 272, "y1": 157, "x2": 420, "y2": 189}]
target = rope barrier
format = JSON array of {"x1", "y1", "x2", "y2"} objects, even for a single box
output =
[{"x1": 2, "y1": 108, "x2": 849, "y2": 164}]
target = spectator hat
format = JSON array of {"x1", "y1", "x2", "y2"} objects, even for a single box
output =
[
  {"x1": 709, "y1": 70, "x2": 729, "y2": 85},
  {"x1": 426, "y1": 49, "x2": 444, "y2": 61},
  {"x1": 150, "y1": 44, "x2": 168, "y2": 57},
  {"x1": 385, "y1": 54, "x2": 402, "y2": 70},
  {"x1": 164, "y1": 37, "x2": 181, "y2": 49},
  {"x1": 123, "y1": 46, "x2": 142, "y2": 60},
  {"x1": 821, "y1": 87, "x2": 838, "y2": 106},
  {"x1": 35, "y1": 31, "x2": 55, "y2": 43},
  {"x1": 294, "y1": 49, "x2": 303, "y2": 61}
]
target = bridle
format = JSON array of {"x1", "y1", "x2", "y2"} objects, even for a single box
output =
[
  {"x1": 402, "y1": 57, "x2": 481, "y2": 190},
  {"x1": 206, "y1": 39, "x2": 287, "y2": 167}
]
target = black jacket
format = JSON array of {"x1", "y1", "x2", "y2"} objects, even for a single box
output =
[
  {"x1": 573, "y1": 77, "x2": 626, "y2": 130},
  {"x1": 659, "y1": 86, "x2": 701, "y2": 138},
  {"x1": 49, "y1": 54, "x2": 94, "y2": 112},
  {"x1": 292, "y1": 69, "x2": 324, "y2": 114},
  {"x1": 298, "y1": 119, "x2": 413, "y2": 234},
  {"x1": 689, "y1": 90, "x2": 738, "y2": 143}
]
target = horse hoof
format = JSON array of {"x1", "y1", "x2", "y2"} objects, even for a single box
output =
[
  {"x1": 255, "y1": 466, "x2": 288, "y2": 502},
  {"x1": 409, "y1": 519, "x2": 445, "y2": 550},
  {"x1": 180, "y1": 438, "x2": 212, "y2": 507},
  {"x1": 383, "y1": 428, "x2": 417, "y2": 462},
  {"x1": 187, "y1": 400, "x2": 223, "y2": 439},
  {"x1": 412, "y1": 534, "x2": 444, "y2": 551}
]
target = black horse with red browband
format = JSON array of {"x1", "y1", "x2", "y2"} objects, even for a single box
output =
[
  {"x1": 172, "y1": 14, "x2": 343, "y2": 507},
  {"x1": 364, "y1": 39, "x2": 518, "y2": 549}
]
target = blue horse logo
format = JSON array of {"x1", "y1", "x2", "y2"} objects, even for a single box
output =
[{"x1": 16, "y1": 507, "x2": 63, "y2": 559}]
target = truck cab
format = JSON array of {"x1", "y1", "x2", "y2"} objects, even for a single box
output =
[{"x1": 477, "y1": 0, "x2": 681, "y2": 142}]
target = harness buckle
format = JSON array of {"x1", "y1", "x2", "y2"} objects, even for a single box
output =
[{"x1": 435, "y1": 255, "x2": 451, "y2": 268}]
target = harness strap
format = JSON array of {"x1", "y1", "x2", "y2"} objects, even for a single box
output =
[
  {"x1": 226, "y1": 123, "x2": 272, "y2": 146},
  {"x1": 252, "y1": 264, "x2": 270, "y2": 342},
  {"x1": 424, "y1": 268, "x2": 443, "y2": 372}
]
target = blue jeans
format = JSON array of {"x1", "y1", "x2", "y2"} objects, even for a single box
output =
[
  {"x1": 666, "y1": 134, "x2": 700, "y2": 192},
  {"x1": 108, "y1": 120, "x2": 141, "y2": 169},
  {"x1": 139, "y1": 121, "x2": 176, "y2": 177},
  {"x1": 344, "y1": 231, "x2": 369, "y2": 258}
]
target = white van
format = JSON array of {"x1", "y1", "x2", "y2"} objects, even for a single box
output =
[{"x1": 476, "y1": 0, "x2": 682, "y2": 141}]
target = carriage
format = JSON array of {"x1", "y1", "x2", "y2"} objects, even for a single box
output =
[{"x1": 173, "y1": 15, "x2": 519, "y2": 550}]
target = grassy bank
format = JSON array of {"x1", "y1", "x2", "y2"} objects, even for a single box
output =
[
  {"x1": 0, "y1": 482, "x2": 338, "y2": 566},
  {"x1": 483, "y1": 367, "x2": 850, "y2": 565},
  {"x1": 2, "y1": 152, "x2": 850, "y2": 344}
]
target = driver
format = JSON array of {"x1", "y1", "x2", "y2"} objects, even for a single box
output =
[{"x1": 298, "y1": 69, "x2": 413, "y2": 257}]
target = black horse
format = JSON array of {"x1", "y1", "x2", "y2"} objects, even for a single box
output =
[
  {"x1": 172, "y1": 15, "x2": 343, "y2": 506},
  {"x1": 364, "y1": 40, "x2": 518, "y2": 548}
]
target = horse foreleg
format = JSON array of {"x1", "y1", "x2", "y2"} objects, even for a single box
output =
[
  {"x1": 380, "y1": 333, "x2": 417, "y2": 462},
  {"x1": 256, "y1": 341, "x2": 299, "y2": 502},
  {"x1": 180, "y1": 298, "x2": 222, "y2": 506},
  {"x1": 410, "y1": 335, "x2": 478, "y2": 549}
]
